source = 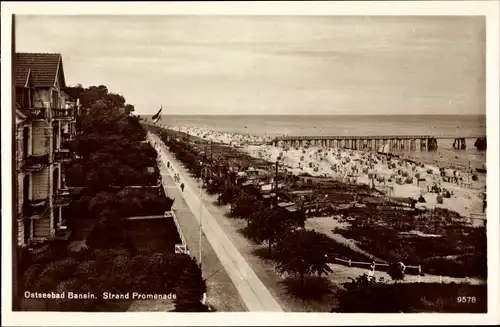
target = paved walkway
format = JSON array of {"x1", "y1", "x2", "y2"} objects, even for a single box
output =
[
  {"x1": 160, "y1": 168, "x2": 246, "y2": 312},
  {"x1": 149, "y1": 132, "x2": 283, "y2": 312}
]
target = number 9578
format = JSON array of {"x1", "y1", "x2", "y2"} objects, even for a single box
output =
[{"x1": 457, "y1": 296, "x2": 476, "y2": 303}]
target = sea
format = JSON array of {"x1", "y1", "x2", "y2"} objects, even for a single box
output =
[{"x1": 144, "y1": 114, "x2": 486, "y2": 170}]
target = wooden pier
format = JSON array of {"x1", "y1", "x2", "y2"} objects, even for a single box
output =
[{"x1": 271, "y1": 135, "x2": 486, "y2": 152}]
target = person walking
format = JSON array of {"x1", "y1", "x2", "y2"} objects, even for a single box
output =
[{"x1": 180, "y1": 183, "x2": 185, "y2": 192}]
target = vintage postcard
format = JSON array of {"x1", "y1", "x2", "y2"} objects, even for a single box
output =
[{"x1": 1, "y1": 1, "x2": 499, "y2": 326}]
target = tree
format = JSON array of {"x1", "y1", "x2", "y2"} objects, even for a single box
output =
[
  {"x1": 48, "y1": 278, "x2": 97, "y2": 311},
  {"x1": 115, "y1": 189, "x2": 174, "y2": 217},
  {"x1": 246, "y1": 206, "x2": 299, "y2": 256},
  {"x1": 273, "y1": 229, "x2": 333, "y2": 294},
  {"x1": 217, "y1": 182, "x2": 238, "y2": 205},
  {"x1": 65, "y1": 161, "x2": 87, "y2": 186},
  {"x1": 334, "y1": 274, "x2": 400, "y2": 313},
  {"x1": 387, "y1": 262, "x2": 405, "y2": 281},
  {"x1": 88, "y1": 192, "x2": 116, "y2": 218},
  {"x1": 230, "y1": 187, "x2": 260, "y2": 219},
  {"x1": 34, "y1": 258, "x2": 80, "y2": 292},
  {"x1": 125, "y1": 104, "x2": 135, "y2": 114},
  {"x1": 173, "y1": 255, "x2": 209, "y2": 312}
]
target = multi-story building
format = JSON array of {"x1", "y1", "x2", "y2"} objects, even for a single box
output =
[{"x1": 14, "y1": 53, "x2": 77, "y2": 247}]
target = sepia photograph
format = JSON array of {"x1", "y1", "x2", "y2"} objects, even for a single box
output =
[{"x1": 1, "y1": 1, "x2": 499, "y2": 326}]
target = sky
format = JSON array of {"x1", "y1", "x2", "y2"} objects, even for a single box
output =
[{"x1": 15, "y1": 15, "x2": 486, "y2": 116}]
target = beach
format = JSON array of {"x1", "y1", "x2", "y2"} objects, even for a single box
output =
[{"x1": 158, "y1": 123, "x2": 486, "y2": 219}]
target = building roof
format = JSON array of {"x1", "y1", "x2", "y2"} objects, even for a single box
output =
[
  {"x1": 14, "y1": 53, "x2": 66, "y2": 88},
  {"x1": 277, "y1": 202, "x2": 295, "y2": 208},
  {"x1": 16, "y1": 103, "x2": 31, "y2": 117}
]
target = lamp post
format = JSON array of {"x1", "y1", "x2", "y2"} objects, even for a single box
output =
[{"x1": 199, "y1": 164, "x2": 211, "y2": 270}]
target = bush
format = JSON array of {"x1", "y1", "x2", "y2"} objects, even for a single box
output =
[
  {"x1": 34, "y1": 258, "x2": 80, "y2": 292},
  {"x1": 173, "y1": 255, "x2": 208, "y2": 312},
  {"x1": 424, "y1": 253, "x2": 487, "y2": 278},
  {"x1": 68, "y1": 196, "x2": 93, "y2": 219},
  {"x1": 387, "y1": 262, "x2": 405, "y2": 281},
  {"x1": 20, "y1": 248, "x2": 207, "y2": 312},
  {"x1": 116, "y1": 189, "x2": 174, "y2": 217},
  {"x1": 86, "y1": 220, "x2": 132, "y2": 250},
  {"x1": 47, "y1": 279, "x2": 98, "y2": 311},
  {"x1": 335, "y1": 274, "x2": 486, "y2": 313}
]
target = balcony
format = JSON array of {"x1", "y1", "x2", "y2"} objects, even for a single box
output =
[
  {"x1": 23, "y1": 153, "x2": 51, "y2": 171},
  {"x1": 23, "y1": 198, "x2": 50, "y2": 220},
  {"x1": 53, "y1": 189, "x2": 72, "y2": 207},
  {"x1": 54, "y1": 148, "x2": 73, "y2": 163},
  {"x1": 29, "y1": 107, "x2": 50, "y2": 120},
  {"x1": 53, "y1": 108, "x2": 75, "y2": 120}
]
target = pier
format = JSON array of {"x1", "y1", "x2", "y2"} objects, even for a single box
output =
[{"x1": 271, "y1": 135, "x2": 486, "y2": 152}]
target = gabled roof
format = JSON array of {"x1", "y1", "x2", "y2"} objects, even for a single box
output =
[{"x1": 14, "y1": 53, "x2": 66, "y2": 88}]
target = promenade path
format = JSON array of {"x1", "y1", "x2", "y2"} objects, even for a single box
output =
[{"x1": 148, "y1": 132, "x2": 283, "y2": 312}]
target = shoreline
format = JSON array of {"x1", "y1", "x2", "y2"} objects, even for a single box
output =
[{"x1": 156, "y1": 124, "x2": 486, "y2": 219}]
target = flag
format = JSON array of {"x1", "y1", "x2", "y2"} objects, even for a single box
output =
[{"x1": 152, "y1": 105, "x2": 162, "y2": 124}]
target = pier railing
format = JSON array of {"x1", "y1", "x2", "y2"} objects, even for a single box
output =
[
  {"x1": 274, "y1": 135, "x2": 485, "y2": 141},
  {"x1": 271, "y1": 134, "x2": 486, "y2": 151}
]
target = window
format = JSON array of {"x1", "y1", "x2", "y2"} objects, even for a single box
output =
[
  {"x1": 23, "y1": 88, "x2": 30, "y2": 108},
  {"x1": 52, "y1": 90, "x2": 59, "y2": 109},
  {"x1": 23, "y1": 174, "x2": 30, "y2": 203},
  {"x1": 53, "y1": 122, "x2": 59, "y2": 151},
  {"x1": 52, "y1": 168, "x2": 59, "y2": 194},
  {"x1": 29, "y1": 88, "x2": 33, "y2": 107},
  {"x1": 24, "y1": 219, "x2": 31, "y2": 245},
  {"x1": 22, "y1": 127, "x2": 30, "y2": 158},
  {"x1": 53, "y1": 208, "x2": 58, "y2": 231}
]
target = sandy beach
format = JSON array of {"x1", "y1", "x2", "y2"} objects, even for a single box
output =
[{"x1": 165, "y1": 125, "x2": 486, "y2": 218}]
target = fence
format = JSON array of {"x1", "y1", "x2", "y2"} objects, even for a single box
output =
[
  {"x1": 333, "y1": 257, "x2": 422, "y2": 275},
  {"x1": 65, "y1": 184, "x2": 161, "y2": 190}
]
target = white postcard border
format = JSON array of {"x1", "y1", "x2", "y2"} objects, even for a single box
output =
[{"x1": 1, "y1": 1, "x2": 499, "y2": 326}]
